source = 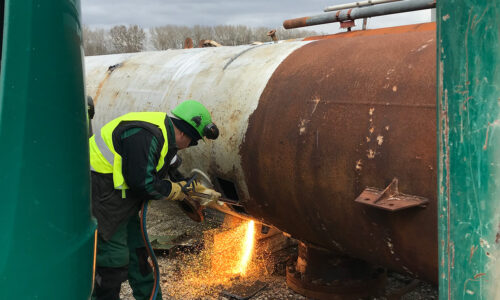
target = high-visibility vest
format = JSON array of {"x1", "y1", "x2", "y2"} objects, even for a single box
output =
[{"x1": 89, "y1": 112, "x2": 169, "y2": 190}]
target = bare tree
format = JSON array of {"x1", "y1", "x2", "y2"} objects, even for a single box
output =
[
  {"x1": 83, "y1": 26, "x2": 110, "y2": 56},
  {"x1": 276, "y1": 27, "x2": 320, "y2": 40},
  {"x1": 150, "y1": 26, "x2": 172, "y2": 50},
  {"x1": 85, "y1": 24, "x2": 322, "y2": 54},
  {"x1": 213, "y1": 25, "x2": 233, "y2": 45},
  {"x1": 234, "y1": 25, "x2": 253, "y2": 45},
  {"x1": 109, "y1": 25, "x2": 146, "y2": 53},
  {"x1": 252, "y1": 27, "x2": 271, "y2": 42},
  {"x1": 191, "y1": 25, "x2": 214, "y2": 46},
  {"x1": 127, "y1": 25, "x2": 146, "y2": 52},
  {"x1": 150, "y1": 25, "x2": 191, "y2": 50}
]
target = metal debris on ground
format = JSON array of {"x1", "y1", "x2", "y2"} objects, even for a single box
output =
[
  {"x1": 221, "y1": 280, "x2": 268, "y2": 300},
  {"x1": 150, "y1": 233, "x2": 203, "y2": 256}
]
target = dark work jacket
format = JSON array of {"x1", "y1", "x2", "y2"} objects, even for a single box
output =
[{"x1": 92, "y1": 117, "x2": 177, "y2": 241}]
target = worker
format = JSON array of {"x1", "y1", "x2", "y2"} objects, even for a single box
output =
[{"x1": 89, "y1": 100, "x2": 220, "y2": 300}]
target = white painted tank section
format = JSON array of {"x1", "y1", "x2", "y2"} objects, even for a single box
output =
[{"x1": 85, "y1": 41, "x2": 311, "y2": 199}]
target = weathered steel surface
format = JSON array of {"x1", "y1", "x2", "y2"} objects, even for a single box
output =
[
  {"x1": 242, "y1": 25, "x2": 437, "y2": 282},
  {"x1": 303, "y1": 22, "x2": 434, "y2": 41},
  {"x1": 437, "y1": 1, "x2": 500, "y2": 299}
]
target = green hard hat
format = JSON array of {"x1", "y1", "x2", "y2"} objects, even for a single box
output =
[{"x1": 172, "y1": 100, "x2": 219, "y2": 140}]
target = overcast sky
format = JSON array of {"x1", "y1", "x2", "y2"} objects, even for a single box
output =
[{"x1": 81, "y1": 0, "x2": 432, "y2": 33}]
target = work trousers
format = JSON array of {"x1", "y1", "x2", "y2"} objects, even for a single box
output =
[{"x1": 92, "y1": 214, "x2": 162, "y2": 300}]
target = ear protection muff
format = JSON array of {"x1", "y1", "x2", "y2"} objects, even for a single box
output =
[{"x1": 203, "y1": 123, "x2": 219, "y2": 140}]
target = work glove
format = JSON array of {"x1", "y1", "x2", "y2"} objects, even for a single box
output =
[
  {"x1": 190, "y1": 181, "x2": 221, "y2": 206},
  {"x1": 165, "y1": 180, "x2": 187, "y2": 201}
]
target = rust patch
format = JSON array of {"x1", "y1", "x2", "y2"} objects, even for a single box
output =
[
  {"x1": 93, "y1": 72, "x2": 110, "y2": 104},
  {"x1": 304, "y1": 22, "x2": 436, "y2": 41},
  {"x1": 469, "y1": 245, "x2": 478, "y2": 262},
  {"x1": 241, "y1": 26, "x2": 437, "y2": 282},
  {"x1": 283, "y1": 17, "x2": 308, "y2": 29},
  {"x1": 93, "y1": 63, "x2": 122, "y2": 104}
]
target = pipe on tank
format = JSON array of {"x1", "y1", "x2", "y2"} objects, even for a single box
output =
[
  {"x1": 324, "y1": 0, "x2": 402, "y2": 12},
  {"x1": 284, "y1": 0, "x2": 436, "y2": 29}
]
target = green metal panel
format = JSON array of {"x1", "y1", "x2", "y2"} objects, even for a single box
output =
[
  {"x1": 0, "y1": 0, "x2": 96, "y2": 299},
  {"x1": 438, "y1": 0, "x2": 500, "y2": 299}
]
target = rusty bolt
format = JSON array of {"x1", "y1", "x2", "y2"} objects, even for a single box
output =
[
  {"x1": 267, "y1": 29, "x2": 278, "y2": 42},
  {"x1": 184, "y1": 37, "x2": 193, "y2": 49}
]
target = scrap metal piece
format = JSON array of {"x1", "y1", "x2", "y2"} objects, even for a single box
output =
[
  {"x1": 183, "y1": 37, "x2": 193, "y2": 49},
  {"x1": 267, "y1": 29, "x2": 278, "y2": 43},
  {"x1": 220, "y1": 280, "x2": 268, "y2": 300},
  {"x1": 150, "y1": 235, "x2": 180, "y2": 251},
  {"x1": 199, "y1": 39, "x2": 222, "y2": 47},
  {"x1": 150, "y1": 233, "x2": 199, "y2": 250},
  {"x1": 150, "y1": 233, "x2": 203, "y2": 257},
  {"x1": 355, "y1": 178, "x2": 429, "y2": 211}
]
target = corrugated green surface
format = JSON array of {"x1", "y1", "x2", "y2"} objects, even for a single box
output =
[
  {"x1": 0, "y1": 0, "x2": 96, "y2": 299},
  {"x1": 438, "y1": 0, "x2": 500, "y2": 299}
]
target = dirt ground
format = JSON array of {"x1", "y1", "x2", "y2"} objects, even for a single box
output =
[{"x1": 120, "y1": 200, "x2": 438, "y2": 300}]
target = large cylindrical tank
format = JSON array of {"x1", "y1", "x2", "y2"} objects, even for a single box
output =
[{"x1": 85, "y1": 23, "x2": 437, "y2": 282}]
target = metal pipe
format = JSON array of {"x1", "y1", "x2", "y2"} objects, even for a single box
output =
[
  {"x1": 324, "y1": 0, "x2": 401, "y2": 12},
  {"x1": 284, "y1": 0, "x2": 435, "y2": 29}
]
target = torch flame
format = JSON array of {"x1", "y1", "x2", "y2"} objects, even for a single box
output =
[{"x1": 233, "y1": 220, "x2": 255, "y2": 275}]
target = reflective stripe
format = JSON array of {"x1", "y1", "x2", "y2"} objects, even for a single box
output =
[
  {"x1": 170, "y1": 155, "x2": 178, "y2": 166},
  {"x1": 94, "y1": 128, "x2": 114, "y2": 164}
]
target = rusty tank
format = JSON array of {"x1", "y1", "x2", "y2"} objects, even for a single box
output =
[{"x1": 85, "y1": 23, "x2": 437, "y2": 283}]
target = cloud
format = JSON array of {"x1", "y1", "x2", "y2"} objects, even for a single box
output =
[{"x1": 81, "y1": 0, "x2": 431, "y2": 32}]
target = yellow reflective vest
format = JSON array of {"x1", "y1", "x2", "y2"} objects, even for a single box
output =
[{"x1": 89, "y1": 112, "x2": 169, "y2": 190}]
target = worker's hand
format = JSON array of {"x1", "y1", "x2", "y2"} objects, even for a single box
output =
[
  {"x1": 194, "y1": 191, "x2": 222, "y2": 206},
  {"x1": 190, "y1": 180, "x2": 211, "y2": 193},
  {"x1": 191, "y1": 181, "x2": 221, "y2": 206},
  {"x1": 165, "y1": 180, "x2": 187, "y2": 201}
]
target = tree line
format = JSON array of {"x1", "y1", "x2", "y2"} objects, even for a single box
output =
[{"x1": 83, "y1": 24, "x2": 321, "y2": 56}]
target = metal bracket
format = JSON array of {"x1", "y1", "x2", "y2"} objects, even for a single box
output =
[
  {"x1": 340, "y1": 20, "x2": 355, "y2": 29},
  {"x1": 354, "y1": 178, "x2": 429, "y2": 211}
]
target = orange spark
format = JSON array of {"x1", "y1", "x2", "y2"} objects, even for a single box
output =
[{"x1": 163, "y1": 220, "x2": 261, "y2": 298}]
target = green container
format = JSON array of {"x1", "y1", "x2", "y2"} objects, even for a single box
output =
[
  {"x1": 438, "y1": 0, "x2": 500, "y2": 299},
  {"x1": 0, "y1": 0, "x2": 96, "y2": 299}
]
